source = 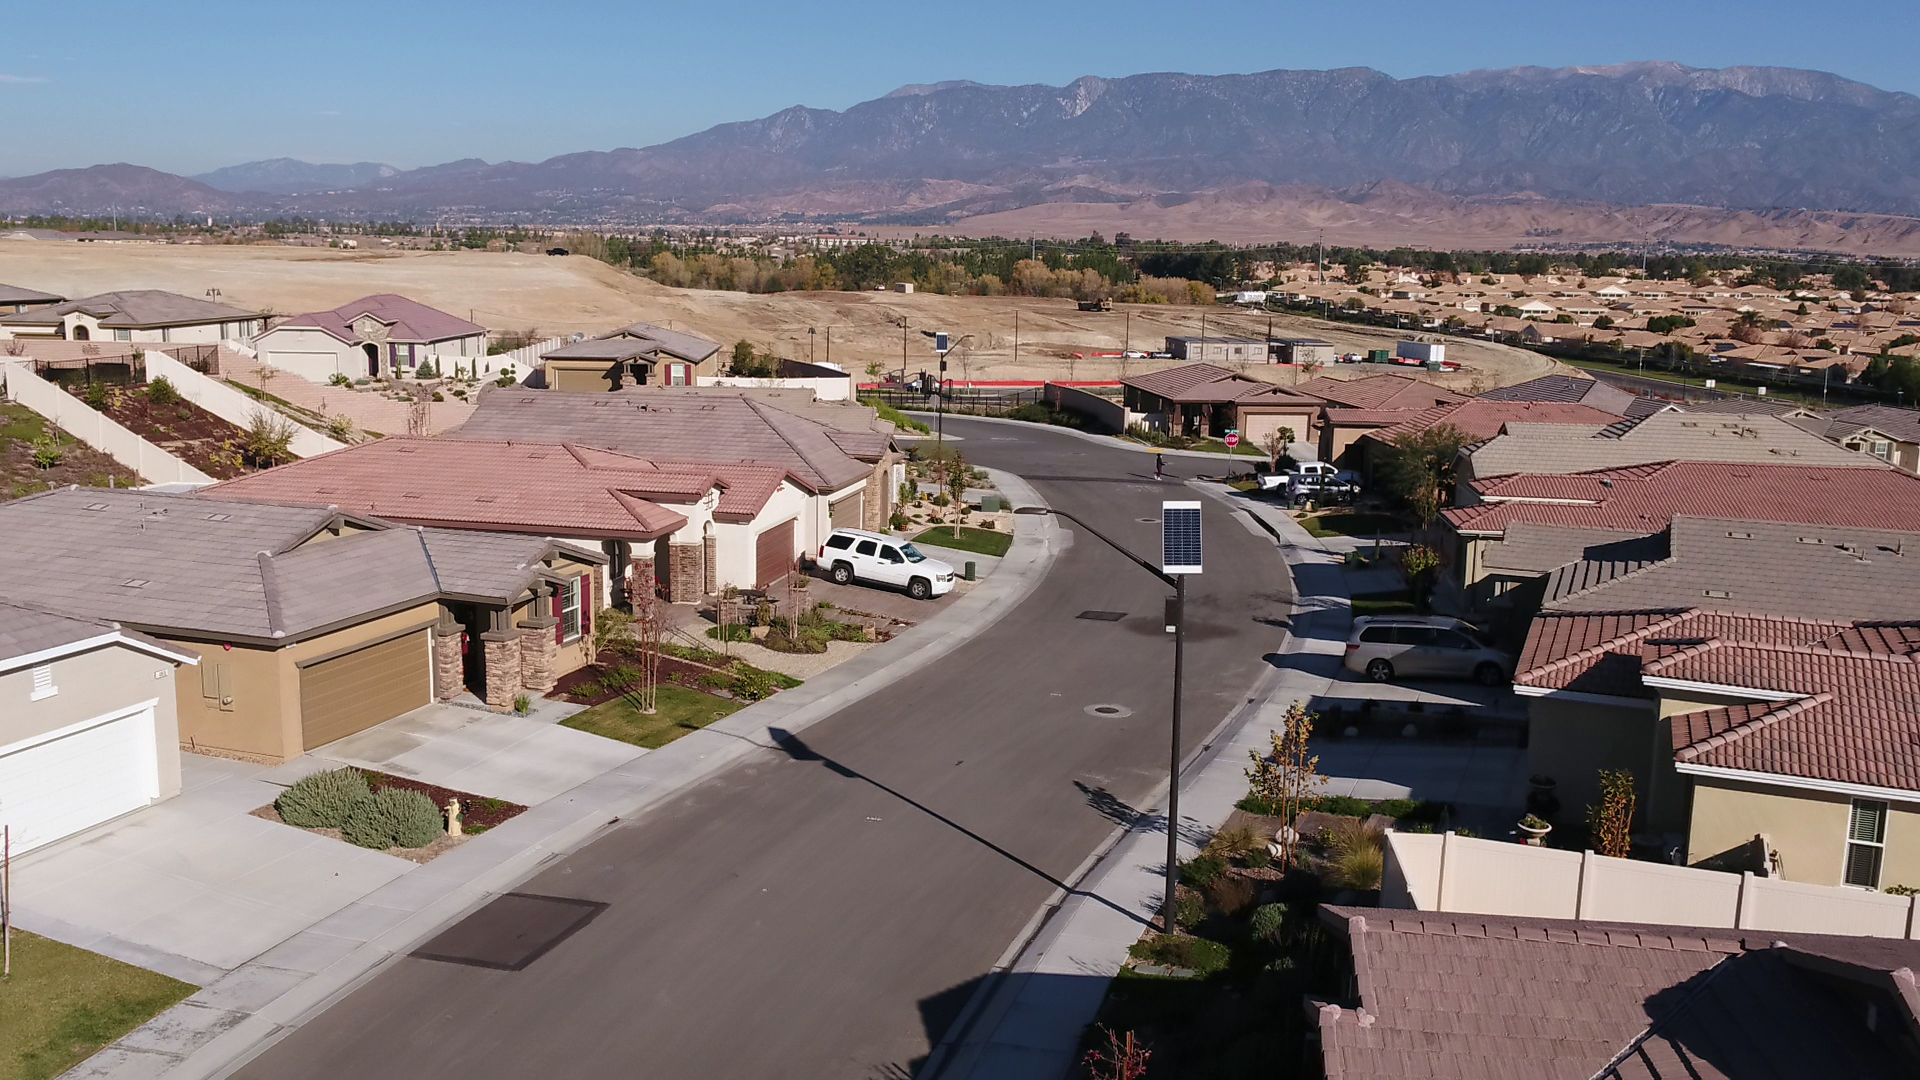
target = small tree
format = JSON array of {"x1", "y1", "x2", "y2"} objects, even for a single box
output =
[
  {"x1": 1262, "y1": 426, "x2": 1296, "y2": 473},
  {"x1": 945, "y1": 450, "x2": 969, "y2": 536},
  {"x1": 1245, "y1": 701, "x2": 1320, "y2": 867},
  {"x1": 1589, "y1": 769, "x2": 1636, "y2": 858},
  {"x1": 1081, "y1": 1026, "x2": 1151, "y2": 1080},
  {"x1": 242, "y1": 410, "x2": 297, "y2": 468},
  {"x1": 1377, "y1": 423, "x2": 1472, "y2": 529}
]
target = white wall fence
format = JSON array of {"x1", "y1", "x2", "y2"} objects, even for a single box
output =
[
  {"x1": 465, "y1": 336, "x2": 564, "y2": 380},
  {"x1": 146, "y1": 351, "x2": 345, "y2": 459},
  {"x1": 1044, "y1": 382, "x2": 1129, "y2": 432},
  {"x1": 0, "y1": 360, "x2": 215, "y2": 486},
  {"x1": 698, "y1": 374, "x2": 852, "y2": 401},
  {"x1": 1384, "y1": 831, "x2": 1920, "y2": 939}
]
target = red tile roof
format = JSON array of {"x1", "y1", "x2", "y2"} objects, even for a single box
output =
[
  {"x1": 274, "y1": 293, "x2": 485, "y2": 345},
  {"x1": 1363, "y1": 400, "x2": 1617, "y2": 444},
  {"x1": 1293, "y1": 373, "x2": 1467, "y2": 410},
  {"x1": 1119, "y1": 363, "x2": 1317, "y2": 404},
  {"x1": 204, "y1": 437, "x2": 794, "y2": 539},
  {"x1": 1516, "y1": 610, "x2": 1845, "y2": 696},
  {"x1": 1446, "y1": 460, "x2": 1920, "y2": 536}
]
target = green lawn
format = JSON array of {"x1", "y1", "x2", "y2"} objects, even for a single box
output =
[
  {"x1": 1300, "y1": 511, "x2": 1408, "y2": 538},
  {"x1": 910, "y1": 525, "x2": 1012, "y2": 558},
  {"x1": 562, "y1": 685, "x2": 744, "y2": 748},
  {"x1": 1350, "y1": 590, "x2": 1418, "y2": 617},
  {"x1": 0, "y1": 930, "x2": 195, "y2": 1080},
  {"x1": 860, "y1": 397, "x2": 932, "y2": 434}
]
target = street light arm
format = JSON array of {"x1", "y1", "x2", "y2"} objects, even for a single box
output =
[{"x1": 1013, "y1": 506, "x2": 1175, "y2": 587}]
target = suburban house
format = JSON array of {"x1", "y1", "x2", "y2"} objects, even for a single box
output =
[
  {"x1": 252, "y1": 293, "x2": 488, "y2": 382},
  {"x1": 0, "y1": 488, "x2": 607, "y2": 761},
  {"x1": 539, "y1": 322, "x2": 722, "y2": 392},
  {"x1": 1476, "y1": 372, "x2": 1671, "y2": 419},
  {"x1": 1118, "y1": 363, "x2": 1324, "y2": 447},
  {"x1": 0, "y1": 282, "x2": 63, "y2": 314},
  {"x1": 0, "y1": 603, "x2": 198, "y2": 853},
  {"x1": 1349, "y1": 399, "x2": 1621, "y2": 478},
  {"x1": 0, "y1": 290, "x2": 265, "y2": 344},
  {"x1": 1511, "y1": 515, "x2": 1920, "y2": 882},
  {"x1": 450, "y1": 388, "x2": 902, "y2": 594},
  {"x1": 1791, "y1": 404, "x2": 1920, "y2": 474},
  {"x1": 1314, "y1": 907, "x2": 1920, "y2": 1079},
  {"x1": 1442, "y1": 459, "x2": 1920, "y2": 604},
  {"x1": 206, "y1": 436, "x2": 819, "y2": 605},
  {"x1": 1290, "y1": 373, "x2": 1467, "y2": 464}
]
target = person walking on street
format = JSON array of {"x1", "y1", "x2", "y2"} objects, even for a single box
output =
[{"x1": 1154, "y1": 453, "x2": 1166, "y2": 480}]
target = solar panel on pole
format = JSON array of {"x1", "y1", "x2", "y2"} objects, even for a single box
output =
[{"x1": 1161, "y1": 501, "x2": 1202, "y2": 575}]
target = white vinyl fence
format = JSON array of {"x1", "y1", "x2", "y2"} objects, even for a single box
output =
[
  {"x1": 146, "y1": 350, "x2": 345, "y2": 459},
  {"x1": 1, "y1": 360, "x2": 215, "y2": 486},
  {"x1": 1383, "y1": 831, "x2": 1920, "y2": 938},
  {"x1": 698, "y1": 374, "x2": 853, "y2": 400},
  {"x1": 452, "y1": 336, "x2": 563, "y2": 381}
]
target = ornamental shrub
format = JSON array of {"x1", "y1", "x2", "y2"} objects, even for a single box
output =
[
  {"x1": 1179, "y1": 853, "x2": 1227, "y2": 889},
  {"x1": 1250, "y1": 902, "x2": 1290, "y2": 945},
  {"x1": 341, "y1": 786, "x2": 444, "y2": 849},
  {"x1": 275, "y1": 767, "x2": 370, "y2": 828},
  {"x1": 730, "y1": 666, "x2": 777, "y2": 702},
  {"x1": 145, "y1": 376, "x2": 181, "y2": 405}
]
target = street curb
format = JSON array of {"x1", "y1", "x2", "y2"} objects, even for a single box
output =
[{"x1": 83, "y1": 470, "x2": 1063, "y2": 1080}]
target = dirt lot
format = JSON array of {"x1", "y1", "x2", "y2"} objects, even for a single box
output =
[{"x1": 0, "y1": 239, "x2": 1551, "y2": 390}]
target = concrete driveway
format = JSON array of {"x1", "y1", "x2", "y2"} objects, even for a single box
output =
[
  {"x1": 289, "y1": 702, "x2": 643, "y2": 806},
  {"x1": 10, "y1": 754, "x2": 411, "y2": 982}
]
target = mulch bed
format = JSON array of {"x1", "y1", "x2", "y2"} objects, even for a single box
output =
[
  {"x1": 553, "y1": 654, "x2": 732, "y2": 706},
  {"x1": 253, "y1": 769, "x2": 527, "y2": 865},
  {"x1": 98, "y1": 387, "x2": 253, "y2": 479}
]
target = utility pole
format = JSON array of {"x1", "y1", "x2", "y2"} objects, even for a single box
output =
[
  {"x1": 1013, "y1": 309, "x2": 1019, "y2": 371},
  {"x1": 825, "y1": 326, "x2": 830, "y2": 369}
]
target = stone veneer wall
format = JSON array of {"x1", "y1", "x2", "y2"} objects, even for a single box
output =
[
  {"x1": 862, "y1": 454, "x2": 897, "y2": 531},
  {"x1": 432, "y1": 619, "x2": 464, "y2": 701},
  {"x1": 668, "y1": 542, "x2": 705, "y2": 604},
  {"x1": 702, "y1": 535, "x2": 717, "y2": 595},
  {"x1": 481, "y1": 632, "x2": 521, "y2": 710},
  {"x1": 518, "y1": 618, "x2": 559, "y2": 694}
]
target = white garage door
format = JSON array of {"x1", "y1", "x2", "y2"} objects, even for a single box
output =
[
  {"x1": 265, "y1": 351, "x2": 343, "y2": 382},
  {"x1": 0, "y1": 703, "x2": 159, "y2": 854}
]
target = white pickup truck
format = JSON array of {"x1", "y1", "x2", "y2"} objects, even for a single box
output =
[{"x1": 1258, "y1": 462, "x2": 1361, "y2": 505}]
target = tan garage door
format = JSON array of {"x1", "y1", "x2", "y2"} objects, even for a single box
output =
[
  {"x1": 830, "y1": 493, "x2": 863, "y2": 530},
  {"x1": 755, "y1": 519, "x2": 797, "y2": 589},
  {"x1": 299, "y1": 631, "x2": 431, "y2": 750}
]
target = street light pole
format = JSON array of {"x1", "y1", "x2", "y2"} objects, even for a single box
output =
[{"x1": 1012, "y1": 504, "x2": 1194, "y2": 932}]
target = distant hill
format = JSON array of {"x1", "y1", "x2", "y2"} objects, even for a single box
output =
[
  {"x1": 0, "y1": 163, "x2": 237, "y2": 216},
  {"x1": 9, "y1": 63, "x2": 1920, "y2": 254},
  {"x1": 192, "y1": 158, "x2": 400, "y2": 194}
]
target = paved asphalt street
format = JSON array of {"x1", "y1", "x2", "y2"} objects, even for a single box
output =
[{"x1": 234, "y1": 419, "x2": 1293, "y2": 1080}]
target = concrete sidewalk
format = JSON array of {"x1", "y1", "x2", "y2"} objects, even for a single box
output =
[{"x1": 66, "y1": 472, "x2": 1064, "y2": 1080}]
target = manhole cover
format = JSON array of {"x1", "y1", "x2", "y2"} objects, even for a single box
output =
[
  {"x1": 1085, "y1": 703, "x2": 1134, "y2": 718},
  {"x1": 1077, "y1": 610, "x2": 1127, "y2": 622},
  {"x1": 411, "y1": 893, "x2": 608, "y2": 971}
]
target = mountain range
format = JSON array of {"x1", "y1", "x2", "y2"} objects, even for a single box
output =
[{"x1": 7, "y1": 62, "x2": 1920, "y2": 253}]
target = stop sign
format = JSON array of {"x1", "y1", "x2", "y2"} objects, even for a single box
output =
[{"x1": 1224, "y1": 432, "x2": 1240, "y2": 447}]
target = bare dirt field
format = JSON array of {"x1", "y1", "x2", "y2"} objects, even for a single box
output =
[{"x1": 0, "y1": 240, "x2": 1552, "y2": 389}]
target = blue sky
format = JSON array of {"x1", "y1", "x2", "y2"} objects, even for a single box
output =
[{"x1": 3, "y1": 0, "x2": 1915, "y2": 177}]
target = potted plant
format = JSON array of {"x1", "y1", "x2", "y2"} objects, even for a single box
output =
[
  {"x1": 1518, "y1": 813, "x2": 1552, "y2": 845},
  {"x1": 1525, "y1": 774, "x2": 1560, "y2": 819}
]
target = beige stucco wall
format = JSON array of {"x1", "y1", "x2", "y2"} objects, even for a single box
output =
[
  {"x1": 1238, "y1": 407, "x2": 1318, "y2": 454},
  {"x1": 0, "y1": 643, "x2": 185, "y2": 799},
  {"x1": 1527, "y1": 695, "x2": 1665, "y2": 830},
  {"x1": 165, "y1": 601, "x2": 440, "y2": 762},
  {"x1": 1687, "y1": 777, "x2": 1920, "y2": 890}
]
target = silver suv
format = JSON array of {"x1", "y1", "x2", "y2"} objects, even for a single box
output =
[{"x1": 1344, "y1": 616, "x2": 1510, "y2": 686}]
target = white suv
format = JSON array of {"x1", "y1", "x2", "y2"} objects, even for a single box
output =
[{"x1": 817, "y1": 528, "x2": 956, "y2": 600}]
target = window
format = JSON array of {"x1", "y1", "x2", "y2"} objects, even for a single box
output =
[
  {"x1": 1845, "y1": 799, "x2": 1887, "y2": 888},
  {"x1": 880, "y1": 546, "x2": 904, "y2": 564},
  {"x1": 160, "y1": 326, "x2": 171, "y2": 343},
  {"x1": 667, "y1": 362, "x2": 690, "y2": 386},
  {"x1": 824, "y1": 535, "x2": 854, "y2": 551},
  {"x1": 1432, "y1": 630, "x2": 1476, "y2": 650},
  {"x1": 855, "y1": 540, "x2": 878, "y2": 557},
  {"x1": 1874, "y1": 441, "x2": 1892, "y2": 460},
  {"x1": 114, "y1": 328, "x2": 131, "y2": 342},
  {"x1": 29, "y1": 664, "x2": 57, "y2": 701},
  {"x1": 557, "y1": 576, "x2": 583, "y2": 642}
]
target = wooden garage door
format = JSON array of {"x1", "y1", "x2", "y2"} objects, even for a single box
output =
[
  {"x1": 755, "y1": 519, "x2": 797, "y2": 589},
  {"x1": 299, "y1": 632, "x2": 430, "y2": 750},
  {"x1": 830, "y1": 493, "x2": 863, "y2": 530}
]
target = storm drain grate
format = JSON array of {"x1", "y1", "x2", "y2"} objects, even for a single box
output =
[
  {"x1": 411, "y1": 893, "x2": 608, "y2": 971},
  {"x1": 1077, "y1": 610, "x2": 1127, "y2": 622}
]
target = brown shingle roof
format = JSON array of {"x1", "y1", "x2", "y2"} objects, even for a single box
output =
[
  {"x1": 1317, "y1": 907, "x2": 1920, "y2": 1080},
  {"x1": 1363, "y1": 400, "x2": 1619, "y2": 445},
  {"x1": 1293, "y1": 373, "x2": 1467, "y2": 410},
  {"x1": 0, "y1": 290, "x2": 261, "y2": 328},
  {"x1": 1119, "y1": 362, "x2": 1236, "y2": 398},
  {"x1": 274, "y1": 293, "x2": 484, "y2": 345}
]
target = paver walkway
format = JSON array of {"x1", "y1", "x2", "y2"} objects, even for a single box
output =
[{"x1": 220, "y1": 349, "x2": 474, "y2": 435}]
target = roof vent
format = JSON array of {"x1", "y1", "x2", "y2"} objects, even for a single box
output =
[
  {"x1": 204, "y1": 512, "x2": 232, "y2": 522},
  {"x1": 121, "y1": 578, "x2": 150, "y2": 589},
  {"x1": 1703, "y1": 589, "x2": 1731, "y2": 599},
  {"x1": 83, "y1": 502, "x2": 110, "y2": 511},
  {"x1": 397, "y1": 445, "x2": 418, "y2": 453},
  {"x1": 1797, "y1": 536, "x2": 1823, "y2": 544},
  {"x1": 1725, "y1": 530, "x2": 1753, "y2": 539},
  {"x1": 475, "y1": 495, "x2": 497, "y2": 503}
]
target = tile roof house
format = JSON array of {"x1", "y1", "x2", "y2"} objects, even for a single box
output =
[
  {"x1": 1792, "y1": 404, "x2": 1920, "y2": 475},
  {"x1": 1460, "y1": 409, "x2": 1876, "y2": 487},
  {"x1": 0, "y1": 602, "x2": 200, "y2": 853},
  {"x1": 1118, "y1": 362, "x2": 1324, "y2": 446},
  {"x1": 206, "y1": 436, "x2": 816, "y2": 603},
  {"x1": 1290, "y1": 373, "x2": 1468, "y2": 464},
  {"x1": 451, "y1": 390, "x2": 903, "y2": 596},
  {"x1": 1356, "y1": 400, "x2": 1622, "y2": 468},
  {"x1": 1315, "y1": 907, "x2": 1920, "y2": 1080},
  {"x1": 0, "y1": 487, "x2": 606, "y2": 760},
  {"x1": 0, "y1": 290, "x2": 265, "y2": 345},
  {"x1": 540, "y1": 321, "x2": 722, "y2": 392},
  {"x1": 0, "y1": 282, "x2": 64, "y2": 314},
  {"x1": 253, "y1": 294, "x2": 488, "y2": 382},
  {"x1": 1476, "y1": 373, "x2": 1670, "y2": 419}
]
